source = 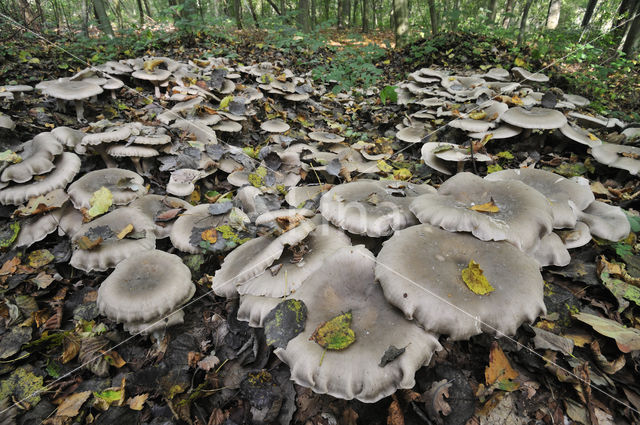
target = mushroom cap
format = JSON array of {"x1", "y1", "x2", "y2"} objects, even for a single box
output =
[
  {"x1": 576, "y1": 200, "x2": 630, "y2": 241},
  {"x1": 395, "y1": 126, "x2": 427, "y2": 143},
  {"x1": 375, "y1": 224, "x2": 546, "y2": 340},
  {"x1": 80, "y1": 126, "x2": 132, "y2": 148},
  {"x1": 285, "y1": 184, "x2": 331, "y2": 208},
  {"x1": 483, "y1": 67, "x2": 510, "y2": 81},
  {"x1": 563, "y1": 94, "x2": 590, "y2": 107},
  {"x1": 211, "y1": 219, "x2": 317, "y2": 297},
  {"x1": 131, "y1": 69, "x2": 172, "y2": 81},
  {"x1": 559, "y1": 123, "x2": 602, "y2": 148},
  {"x1": 106, "y1": 144, "x2": 159, "y2": 158},
  {"x1": 591, "y1": 143, "x2": 640, "y2": 175},
  {"x1": 40, "y1": 79, "x2": 103, "y2": 100},
  {"x1": 511, "y1": 67, "x2": 549, "y2": 83},
  {"x1": 0, "y1": 152, "x2": 81, "y2": 205},
  {"x1": 103, "y1": 78, "x2": 124, "y2": 90},
  {"x1": 433, "y1": 145, "x2": 492, "y2": 163},
  {"x1": 70, "y1": 207, "x2": 156, "y2": 272},
  {"x1": 0, "y1": 114, "x2": 15, "y2": 130},
  {"x1": 448, "y1": 119, "x2": 495, "y2": 133},
  {"x1": 501, "y1": 107, "x2": 567, "y2": 130},
  {"x1": 308, "y1": 132, "x2": 345, "y2": 144},
  {"x1": 269, "y1": 245, "x2": 441, "y2": 403},
  {"x1": 97, "y1": 249, "x2": 194, "y2": 323},
  {"x1": 525, "y1": 232, "x2": 571, "y2": 267},
  {"x1": 468, "y1": 124, "x2": 522, "y2": 140},
  {"x1": 129, "y1": 194, "x2": 192, "y2": 239},
  {"x1": 319, "y1": 180, "x2": 436, "y2": 237},
  {"x1": 134, "y1": 134, "x2": 171, "y2": 145},
  {"x1": 485, "y1": 168, "x2": 595, "y2": 229},
  {"x1": 166, "y1": 168, "x2": 204, "y2": 197},
  {"x1": 557, "y1": 221, "x2": 591, "y2": 249},
  {"x1": 2, "y1": 133, "x2": 64, "y2": 183},
  {"x1": 123, "y1": 310, "x2": 185, "y2": 335},
  {"x1": 410, "y1": 172, "x2": 554, "y2": 251},
  {"x1": 212, "y1": 120, "x2": 243, "y2": 133},
  {"x1": 51, "y1": 126, "x2": 85, "y2": 148},
  {"x1": 260, "y1": 119, "x2": 290, "y2": 133},
  {"x1": 67, "y1": 168, "x2": 146, "y2": 209},
  {"x1": 237, "y1": 224, "x2": 351, "y2": 297},
  {"x1": 254, "y1": 208, "x2": 315, "y2": 227},
  {"x1": 420, "y1": 142, "x2": 455, "y2": 175},
  {"x1": 14, "y1": 209, "x2": 64, "y2": 248}
]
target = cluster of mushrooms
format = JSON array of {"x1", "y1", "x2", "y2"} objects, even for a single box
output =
[{"x1": 0, "y1": 57, "x2": 637, "y2": 403}]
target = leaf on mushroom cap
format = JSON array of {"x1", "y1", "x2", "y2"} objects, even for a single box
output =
[
  {"x1": 319, "y1": 180, "x2": 436, "y2": 237},
  {"x1": 97, "y1": 249, "x2": 194, "y2": 323},
  {"x1": 557, "y1": 221, "x2": 592, "y2": 249},
  {"x1": 485, "y1": 168, "x2": 595, "y2": 229},
  {"x1": 237, "y1": 224, "x2": 351, "y2": 297},
  {"x1": 500, "y1": 107, "x2": 567, "y2": 130},
  {"x1": 129, "y1": 194, "x2": 192, "y2": 239},
  {"x1": 67, "y1": 168, "x2": 146, "y2": 210},
  {"x1": 576, "y1": 201, "x2": 630, "y2": 242},
  {"x1": 70, "y1": 207, "x2": 156, "y2": 272},
  {"x1": 525, "y1": 232, "x2": 571, "y2": 267},
  {"x1": 420, "y1": 143, "x2": 455, "y2": 175},
  {"x1": 410, "y1": 172, "x2": 554, "y2": 251},
  {"x1": 1, "y1": 133, "x2": 64, "y2": 184},
  {"x1": 0, "y1": 152, "x2": 81, "y2": 206},
  {"x1": 376, "y1": 224, "x2": 546, "y2": 340},
  {"x1": 591, "y1": 143, "x2": 640, "y2": 175}
]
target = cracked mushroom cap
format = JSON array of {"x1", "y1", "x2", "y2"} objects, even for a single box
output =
[
  {"x1": 70, "y1": 207, "x2": 156, "y2": 272},
  {"x1": 591, "y1": 143, "x2": 640, "y2": 175},
  {"x1": 319, "y1": 180, "x2": 436, "y2": 237},
  {"x1": 236, "y1": 224, "x2": 351, "y2": 297},
  {"x1": 485, "y1": 168, "x2": 595, "y2": 229},
  {"x1": 376, "y1": 224, "x2": 546, "y2": 340},
  {"x1": 97, "y1": 249, "x2": 195, "y2": 323},
  {"x1": 1, "y1": 133, "x2": 64, "y2": 183},
  {"x1": 39, "y1": 79, "x2": 103, "y2": 100},
  {"x1": 67, "y1": 168, "x2": 146, "y2": 209},
  {"x1": 212, "y1": 218, "x2": 317, "y2": 297},
  {"x1": 576, "y1": 200, "x2": 630, "y2": 241},
  {"x1": 501, "y1": 107, "x2": 567, "y2": 130},
  {"x1": 246, "y1": 245, "x2": 441, "y2": 403},
  {"x1": 0, "y1": 152, "x2": 81, "y2": 205},
  {"x1": 130, "y1": 194, "x2": 192, "y2": 239},
  {"x1": 410, "y1": 172, "x2": 554, "y2": 251}
]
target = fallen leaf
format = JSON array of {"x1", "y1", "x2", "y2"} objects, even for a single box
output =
[
  {"x1": 127, "y1": 393, "x2": 148, "y2": 411},
  {"x1": 470, "y1": 199, "x2": 500, "y2": 213},
  {"x1": 461, "y1": 260, "x2": 495, "y2": 295},
  {"x1": 101, "y1": 350, "x2": 126, "y2": 368},
  {"x1": 31, "y1": 271, "x2": 54, "y2": 289},
  {"x1": 0, "y1": 256, "x2": 20, "y2": 275},
  {"x1": 93, "y1": 377, "x2": 126, "y2": 410},
  {"x1": 422, "y1": 379, "x2": 452, "y2": 424},
  {"x1": 574, "y1": 312, "x2": 640, "y2": 353},
  {"x1": 387, "y1": 397, "x2": 405, "y2": 425},
  {"x1": 265, "y1": 299, "x2": 308, "y2": 349},
  {"x1": 27, "y1": 249, "x2": 55, "y2": 268},
  {"x1": 485, "y1": 342, "x2": 519, "y2": 391},
  {"x1": 379, "y1": 345, "x2": 406, "y2": 367},
  {"x1": 201, "y1": 228, "x2": 218, "y2": 243},
  {"x1": 56, "y1": 391, "x2": 91, "y2": 418},
  {"x1": 116, "y1": 224, "x2": 133, "y2": 239},
  {"x1": 0, "y1": 150, "x2": 22, "y2": 163},
  {"x1": 88, "y1": 187, "x2": 113, "y2": 218},
  {"x1": 197, "y1": 354, "x2": 220, "y2": 371},
  {"x1": 13, "y1": 189, "x2": 69, "y2": 217},
  {"x1": 76, "y1": 235, "x2": 103, "y2": 250},
  {"x1": 310, "y1": 311, "x2": 356, "y2": 350},
  {"x1": 469, "y1": 110, "x2": 487, "y2": 120}
]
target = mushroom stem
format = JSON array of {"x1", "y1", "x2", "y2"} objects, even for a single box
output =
[
  {"x1": 95, "y1": 146, "x2": 118, "y2": 168},
  {"x1": 153, "y1": 83, "x2": 161, "y2": 99},
  {"x1": 73, "y1": 99, "x2": 86, "y2": 123},
  {"x1": 56, "y1": 98, "x2": 66, "y2": 113},
  {"x1": 131, "y1": 157, "x2": 145, "y2": 175}
]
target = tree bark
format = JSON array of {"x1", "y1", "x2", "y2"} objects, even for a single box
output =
[
  {"x1": 502, "y1": 0, "x2": 515, "y2": 28},
  {"x1": 233, "y1": 0, "x2": 242, "y2": 28},
  {"x1": 362, "y1": 0, "x2": 368, "y2": 32},
  {"x1": 392, "y1": 0, "x2": 408, "y2": 47},
  {"x1": 144, "y1": 0, "x2": 152, "y2": 18},
  {"x1": 621, "y1": 1, "x2": 640, "y2": 55},
  {"x1": 247, "y1": 0, "x2": 260, "y2": 26},
  {"x1": 80, "y1": 0, "x2": 89, "y2": 36},
  {"x1": 265, "y1": 0, "x2": 281, "y2": 15},
  {"x1": 488, "y1": 0, "x2": 498, "y2": 24},
  {"x1": 92, "y1": 0, "x2": 115, "y2": 37},
  {"x1": 581, "y1": 0, "x2": 598, "y2": 28},
  {"x1": 344, "y1": 0, "x2": 351, "y2": 26},
  {"x1": 517, "y1": 0, "x2": 535, "y2": 46},
  {"x1": 136, "y1": 0, "x2": 144, "y2": 25},
  {"x1": 298, "y1": 0, "x2": 311, "y2": 31},
  {"x1": 546, "y1": 0, "x2": 561, "y2": 29},
  {"x1": 427, "y1": 0, "x2": 437, "y2": 35}
]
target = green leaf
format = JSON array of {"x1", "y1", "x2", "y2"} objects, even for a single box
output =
[
  {"x1": 88, "y1": 187, "x2": 113, "y2": 218},
  {"x1": 310, "y1": 311, "x2": 356, "y2": 350},
  {"x1": 624, "y1": 211, "x2": 640, "y2": 233},
  {"x1": 219, "y1": 95, "x2": 234, "y2": 109},
  {"x1": 0, "y1": 150, "x2": 22, "y2": 163},
  {"x1": 380, "y1": 85, "x2": 397, "y2": 105},
  {"x1": 461, "y1": 260, "x2": 495, "y2": 295}
]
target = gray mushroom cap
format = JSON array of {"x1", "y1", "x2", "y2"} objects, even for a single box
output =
[
  {"x1": 40, "y1": 79, "x2": 103, "y2": 100},
  {"x1": 261, "y1": 119, "x2": 290, "y2": 133},
  {"x1": 236, "y1": 224, "x2": 351, "y2": 297},
  {"x1": 0, "y1": 114, "x2": 15, "y2": 130},
  {"x1": 51, "y1": 126, "x2": 85, "y2": 149},
  {"x1": 511, "y1": 67, "x2": 549, "y2": 83},
  {"x1": 67, "y1": 168, "x2": 146, "y2": 209},
  {"x1": 375, "y1": 224, "x2": 546, "y2": 340},
  {"x1": 123, "y1": 310, "x2": 185, "y2": 336},
  {"x1": 410, "y1": 172, "x2": 554, "y2": 251},
  {"x1": 559, "y1": 123, "x2": 602, "y2": 148},
  {"x1": 501, "y1": 107, "x2": 567, "y2": 130},
  {"x1": 14, "y1": 208, "x2": 65, "y2": 248},
  {"x1": 0, "y1": 152, "x2": 81, "y2": 206},
  {"x1": 421, "y1": 143, "x2": 455, "y2": 175},
  {"x1": 396, "y1": 126, "x2": 427, "y2": 143},
  {"x1": 70, "y1": 207, "x2": 156, "y2": 272},
  {"x1": 525, "y1": 232, "x2": 571, "y2": 267},
  {"x1": 576, "y1": 201, "x2": 630, "y2": 241},
  {"x1": 319, "y1": 180, "x2": 436, "y2": 237},
  {"x1": 308, "y1": 132, "x2": 345, "y2": 144},
  {"x1": 485, "y1": 168, "x2": 595, "y2": 229},
  {"x1": 591, "y1": 143, "x2": 640, "y2": 175},
  {"x1": 557, "y1": 221, "x2": 591, "y2": 249},
  {"x1": 97, "y1": 249, "x2": 194, "y2": 323},
  {"x1": 2, "y1": 133, "x2": 64, "y2": 183},
  {"x1": 269, "y1": 245, "x2": 441, "y2": 403},
  {"x1": 129, "y1": 194, "x2": 192, "y2": 239},
  {"x1": 468, "y1": 124, "x2": 522, "y2": 140}
]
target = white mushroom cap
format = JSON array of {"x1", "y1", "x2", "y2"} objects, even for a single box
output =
[
  {"x1": 485, "y1": 168, "x2": 595, "y2": 229},
  {"x1": 483, "y1": 67, "x2": 511, "y2": 81},
  {"x1": 0, "y1": 152, "x2": 81, "y2": 205},
  {"x1": 319, "y1": 180, "x2": 436, "y2": 237},
  {"x1": 57, "y1": 204, "x2": 84, "y2": 238},
  {"x1": 2, "y1": 133, "x2": 64, "y2": 183},
  {"x1": 14, "y1": 208, "x2": 65, "y2": 248},
  {"x1": 0, "y1": 114, "x2": 15, "y2": 130},
  {"x1": 308, "y1": 132, "x2": 345, "y2": 144},
  {"x1": 557, "y1": 221, "x2": 591, "y2": 249},
  {"x1": 70, "y1": 207, "x2": 156, "y2": 272},
  {"x1": 591, "y1": 143, "x2": 640, "y2": 175},
  {"x1": 421, "y1": 142, "x2": 455, "y2": 175},
  {"x1": 410, "y1": 172, "x2": 554, "y2": 251},
  {"x1": 568, "y1": 112, "x2": 610, "y2": 129},
  {"x1": 269, "y1": 245, "x2": 441, "y2": 403},
  {"x1": 525, "y1": 232, "x2": 571, "y2": 267},
  {"x1": 433, "y1": 145, "x2": 492, "y2": 163},
  {"x1": 97, "y1": 249, "x2": 194, "y2": 323},
  {"x1": 166, "y1": 168, "x2": 204, "y2": 197},
  {"x1": 396, "y1": 126, "x2": 427, "y2": 143},
  {"x1": 131, "y1": 68, "x2": 172, "y2": 82},
  {"x1": 261, "y1": 119, "x2": 290, "y2": 133},
  {"x1": 285, "y1": 184, "x2": 331, "y2": 208},
  {"x1": 563, "y1": 94, "x2": 590, "y2": 107},
  {"x1": 501, "y1": 107, "x2": 567, "y2": 130},
  {"x1": 468, "y1": 124, "x2": 522, "y2": 140},
  {"x1": 448, "y1": 119, "x2": 495, "y2": 133},
  {"x1": 511, "y1": 67, "x2": 549, "y2": 83},
  {"x1": 123, "y1": 310, "x2": 185, "y2": 335},
  {"x1": 576, "y1": 201, "x2": 630, "y2": 241},
  {"x1": 40, "y1": 79, "x2": 103, "y2": 100},
  {"x1": 212, "y1": 120, "x2": 243, "y2": 133},
  {"x1": 559, "y1": 123, "x2": 602, "y2": 148},
  {"x1": 51, "y1": 126, "x2": 85, "y2": 149},
  {"x1": 375, "y1": 224, "x2": 546, "y2": 340},
  {"x1": 67, "y1": 168, "x2": 146, "y2": 209},
  {"x1": 106, "y1": 144, "x2": 159, "y2": 158}
]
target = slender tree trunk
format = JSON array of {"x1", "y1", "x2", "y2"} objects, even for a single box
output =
[
  {"x1": 247, "y1": 0, "x2": 259, "y2": 26},
  {"x1": 324, "y1": 0, "x2": 329, "y2": 20},
  {"x1": 581, "y1": 0, "x2": 598, "y2": 28},
  {"x1": 233, "y1": 0, "x2": 242, "y2": 28},
  {"x1": 280, "y1": 0, "x2": 284, "y2": 15},
  {"x1": 33, "y1": 0, "x2": 44, "y2": 28},
  {"x1": 337, "y1": 0, "x2": 344, "y2": 28},
  {"x1": 451, "y1": 0, "x2": 460, "y2": 29},
  {"x1": 144, "y1": 0, "x2": 152, "y2": 18},
  {"x1": 362, "y1": 0, "x2": 368, "y2": 31},
  {"x1": 517, "y1": 0, "x2": 535, "y2": 46},
  {"x1": 546, "y1": 0, "x2": 561, "y2": 29},
  {"x1": 136, "y1": 0, "x2": 144, "y2": 24},
  {"x1": 488, "y1": 0, "x2": 498, "y2": 23},
  {"x1": 114, "y1": 0, "x2": 123, "y2": 30},
  {"x1": 266, "y1": 0, "x2": 281, "y2": 14},
  {"x1": 621, "y1": 1, "x2": 640, "y2": 55},
  {"x1": 344, "y1": 0, "x2": 351, "y2": 26},
  {"x1": 52, "y1": 0, "x2": 60, "y2": 30},
  {"x1": 311, "y1": 0, "x2": 316, "y2": 27},
  {"x1": 502, "y1": 0, "x2": 515, "y2": 28},
  {"x1": 392, "y1": 0, "x2": 408, "y2": 47},
  {"x1": 92, "y1": 0, "x2": 114, "y2": 37},
  {"x1": 427, "y1": 0, "x2": 437, "y2": 35},
  {"x1": 17, "y1": 0, "x2": 38, "y2": 29},
  {"x1": 298, "y1": 0, "x2": 311, "y2": 31}
]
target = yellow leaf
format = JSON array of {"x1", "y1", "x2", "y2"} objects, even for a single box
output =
[
  {"x1": 143, "y1": 59, "x2": 164, "y2": 72},
  {"x1": 88, "y1": 187, "x2": 113, "y2": 218},
  {"x1": 310, "y1": 312, "x2": 356, "y2": 350},
  {"x1": 393, "y1": 168, "x2": 412, "y2": 181},
  {"x1": 377, "y1": 160, "x2": 393, "y2": 173},
  {"x1": 588, "y1": 133, "x2": 599, "y2": 141},
  {"x1": 117, "y1": 224, "x2": 134, "y2": 239},
  {"x1": 27, "y1": 249, "x2": 54, "y2": 268},
  {"x1": 469, "y1": 111, "x2": 487, "y2": 120},
  {"x1": 485, "y1": 342, "x2": 519, "y2": 391},
  {"x1": 219, "y1": 95, "x2": 234, "y2": 109},
  {"x1": 514, "y1": 58, "x2": 526, "y2": 67},
  {"x1": 461, "y1": 260, "x2": 495, "y2": 295},
  {"x1": 201, "y1": 228, "x2": 218, "y2": 243},
  {"x1": 470, "y1": 199, "x2": 500, "y2": 213}
]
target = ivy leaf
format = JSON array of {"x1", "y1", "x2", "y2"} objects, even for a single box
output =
[
  {"x1": 88, "y1": 187, "x2": 113, "y2": 218},
  {"x1": 310, "y1": 311, "x2": 356, "y2": 350},
  {"x1": 461, "y1": 260, "x2": 495, "y2": 295}
]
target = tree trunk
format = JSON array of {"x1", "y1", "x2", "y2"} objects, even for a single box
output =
[
  {"x1": 621, "y1": 1, "x2": 640, "y2": 55},
  {"x1": 546, "y1": 0, "x2": 561, "y2": 29},
  {"x1": 427, "y1": 0, "x2": 437, "y2": 35},
  {"x1": 517, "y1": 0, "x2": 535, "y2": 46},
  {"x1": 247, "y1": 0, "x2": 259, "y2": 26},
  {"x1": 311, "y1": 0, "x2": 316, "y2": 27},
  {"x1": 233, "y1": 0, "x2": 242, "y2": 28},
  {"x1": 144, "y1": 0, "x2": 152, "y2": 18},
  {"x1": 92, "y1": 0, "x2": 115, "y2": 37},
  {"x1": 337, "y1": 0, "x2": 344, "y2": 28},
  {"x1": 502, "y1": 0, "x2": 515, "y2": 28},
  {"x1": 80, "y1": 0, "x2": 89, "y2": 36},
  {"x1": 488, "y1": 0, "x2": 498, "y2": 23},
  {"x1": 344, "y1": 0, "x2": 351, "y2": 26},
  {"x1": 266, "y1": 0, "x2": 281, "y2": 15},
  {"x1": 581, "y1": 0, "x2": 598, "y2": 28},
  {"x1": 136, "y1": 0, "x2": 144, "y2": 25},
  {"x1": 362, "y1": 0, "x2": 368, "y2": 32},
  {"x1": 298, "y1": 0, "x2": 311, "y2": 31},
  {"x1": 324, "y1": 0, "x2": 329, "y2": 20},
  {"x1": 33, "y1": 0, "x2": 44, "y2": 28},
  {"x1": 17, "y1": 0, "x2": 38, "y2": 29},
  {"x1": 393, "y1": 0, "x2": 408, "y2": 47}
]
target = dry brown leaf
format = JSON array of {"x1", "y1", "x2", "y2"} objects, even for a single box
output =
[
  {"x1": 0, "y1": 256, "x2": 20, "y2": 276},
  {"x1": 76, "y1": 235, "x2": 103, "y2": 250},
  {"x1": 61, "y1": 335, "x2": 80, "y2": 364},
  {"x1": 485, "y1": 342, "x2": 519, "y2": 389},
  {"x1": 56, "y1": 391, "x2": 91, "y2": 418},
  {"x1": 127, "y1": 394, "x2": 148, "y2": 411},
  {"x1": 101, "y1": 350, "x2": 126, "y2": 368},
  {"x1": 470, "y1": 199, "x2": 499, "y2": 213},
  {"x1": 387, "y1": 397, "x2": 405, "y2": 425}
]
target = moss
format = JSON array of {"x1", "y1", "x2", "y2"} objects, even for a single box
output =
[
  {"x1": 0, "y1": 366, "x2": 44, "y2": 406},
  {"x1": 0, "y1": 221, "x2": 20, "y2": 249}
]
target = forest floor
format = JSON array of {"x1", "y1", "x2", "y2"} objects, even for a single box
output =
[{"x1": 1, "y1": 27, "x2": 640, "y2": 425}]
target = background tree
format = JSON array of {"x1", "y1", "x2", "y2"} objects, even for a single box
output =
[
  {"x1": 392, "y1": 0, "x2": 408, "y2": 46},
  {"x1": 546, "y1": 0, "x2": 561, "y2": 29}
]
